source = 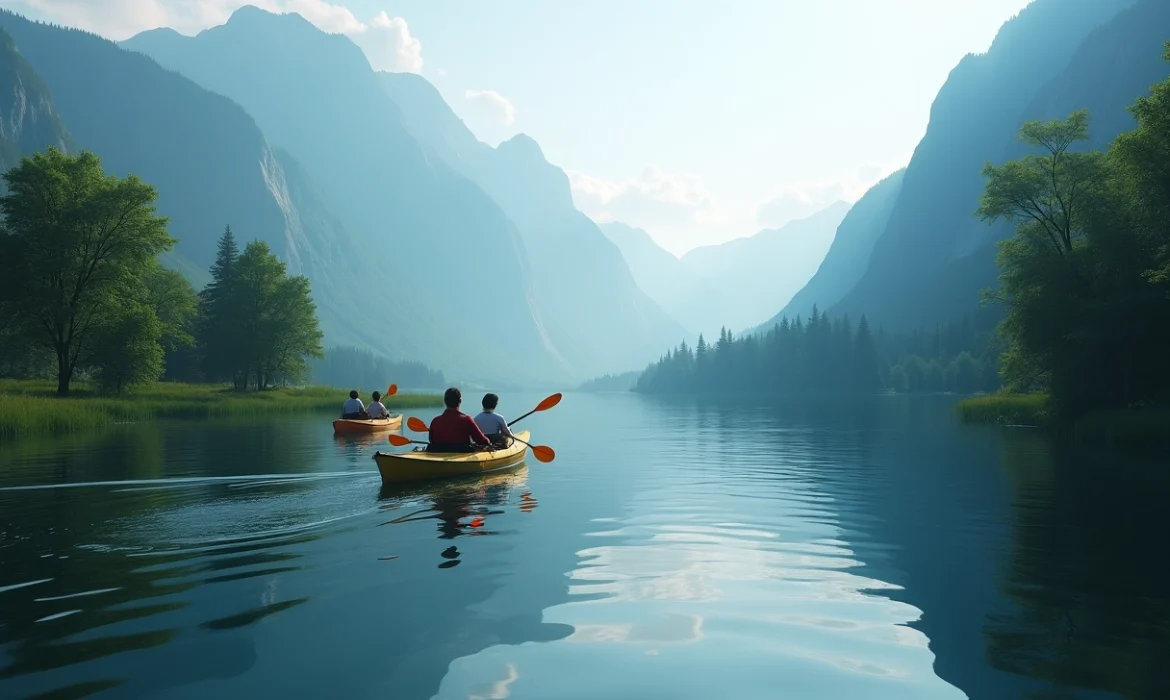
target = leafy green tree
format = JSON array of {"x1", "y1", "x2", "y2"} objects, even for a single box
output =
[
  {"x1": 0, "y1": 148, "x2": 173, "y2": 395},
  {"x1": 90, "y1": 301, "x2": 165, "y2": 395},
  {"x1": 978, "y1": 109, "x2": 1107, "y2": 256},
  {"x1": 231, "y1": 240, "x2": 323, "y2": 389},
  {"x1": 1112, "y1": 43, "x2": 1170, "y2": 286},
  {"x1": 145, "y1": 263, "x2": 199, "y2": 354}
]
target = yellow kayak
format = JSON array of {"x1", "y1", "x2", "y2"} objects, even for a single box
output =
[
  {"x1": 333, "y1": 415, "x2": 402, "y2": 435},
  {"x1": 374, "y1": 431, "x2": 530, "y2": 485}
]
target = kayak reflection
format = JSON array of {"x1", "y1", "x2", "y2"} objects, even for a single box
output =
[{"x1": 378, "y1": 465, "x2": 531, "y2": 568}]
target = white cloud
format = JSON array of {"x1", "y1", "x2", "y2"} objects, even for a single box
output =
[
  {"x1": 353, "y1": 11, "x2": 422, "y2": 73},
  {"x1": 568, "y1": 165, "x2": 714, "y2": 231},
  {"x1": 755, "y1": 161, "x2": 902, "y2": 229},
  {"x1": 6, "y1": 0, "x2": 422, "y2": 72},
  {"x1": 464, "y1": 89, "x2": 516, "y2": 126}
]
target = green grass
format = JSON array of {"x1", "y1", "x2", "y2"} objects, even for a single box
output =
[
  {"x1": 0, "y1": 379, "x2": 441, "y2": 439},
  {"x1": 955, "y1": 393, "x2": 1051, "y2": 426},
  {"x1": 957, "y1": 392, "x2": 1170, "y2": 452}
]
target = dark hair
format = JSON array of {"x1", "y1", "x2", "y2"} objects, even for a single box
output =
[
  {"x1": 443, "y1": 387, "x2": 462, "y2": 409},
  {"x1": 482, "y1": 393, "x2": 499, "y2": 410},
  {"x1": 372, "y1": 391, "x2": 381, "y2": 401},
  {"x1": 349, "y1": 390, "x2": 359, "y2": 399}
]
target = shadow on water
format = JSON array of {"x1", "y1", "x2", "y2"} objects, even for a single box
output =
[{"x1": 983, "y1": 437, "x2": 1170, "y2": 700}]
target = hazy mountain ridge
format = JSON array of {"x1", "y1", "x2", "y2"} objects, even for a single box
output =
[
  {"x1": 0, "y1": 27, "x2": 72, "y2": 172},
  {"x1": 378, "y1": 70, "x2": 688, "y2": 375},
  {"x1": 680, "y1": 202, "x2": 852, "y2": 334},
  {"x1": 122, "y1": 7, "x2": 583, "y2": 385},
  {"x1": 599, "y1": 221, "x2": 736, "y2": 338},
  {"x1": 759, "y1": 169, "x2": 905, "y2": 332},
  {"x1": 826, "y1": 0, "x2": 1139, "y2": 330}
]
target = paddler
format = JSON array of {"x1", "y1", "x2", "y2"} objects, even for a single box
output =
[
  {"x1": 427, "y1": 387, "x2": 492, "y2": 452},
  {"x1": 341, "y1": 389, "x2": 367, "y2": 419},
  {"x1": 473, "y1": 393, "x2": 514, "y2": 447},
  {"x1": 367, "y1": 390, "x2": 390, "y2": 420}
]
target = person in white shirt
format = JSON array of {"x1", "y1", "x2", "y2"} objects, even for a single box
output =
[
  {"x1": 474, "y1": 393, "x2": 514, "y2": 446},
  {"x1": 367, "y1": 390, "x2": 390, "y2": 420},
  {"x1": 341, "y1": 389, "x2": 366, "y2": 419}
]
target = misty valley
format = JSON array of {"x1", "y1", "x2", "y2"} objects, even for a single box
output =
[{"x1": 1, "y1": 1, "x2": 1169, "y2": 699}]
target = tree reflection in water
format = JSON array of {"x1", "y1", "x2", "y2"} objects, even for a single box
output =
[{"x1": 987, "y1": 434, "x2": 1170, "y2": 699}]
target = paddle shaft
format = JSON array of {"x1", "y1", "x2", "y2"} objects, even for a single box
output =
[{"x1": 507, "y1": 409, "x2": 537, "y2": 427}]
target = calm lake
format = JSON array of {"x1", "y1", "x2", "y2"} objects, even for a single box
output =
[{"x1": 1, "y1": 393, "x2": 1167, "y2": 700}]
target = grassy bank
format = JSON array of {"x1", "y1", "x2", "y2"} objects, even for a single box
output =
[
  {"x1": 954, "y1": 393, "x2": 1051, "y2": 427},
  {"x1": 0, "y1": 380, "x2": 441, "y2": 439},
  {"x1": 956, "y1": 393, "x2": 1170, "y2": 451}
]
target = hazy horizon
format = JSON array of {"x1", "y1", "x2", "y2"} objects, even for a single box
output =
[{"x1": 0, "y1": 0, "x2": 1034, "y2": 256}]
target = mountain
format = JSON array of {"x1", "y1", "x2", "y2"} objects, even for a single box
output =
[
  {"x1": 758, "y1": 170, "x2": 905, "y2": 330},
  {"x1": 679, "y1": 202, "x2": 851, "y2": 334},
  {"x1": 0, "y1": 27, "x2": 72, "y2": 173},
  {"x1": 829, "y1": 0, "x2": 1139, "y2": 330},
  {"x1": 125, "y1": 7, "x2": 683, "y2": 381},
  {"x1": 121, "y1": 7, "x2": 581, "y2": 385},
  {"x1": 598, "y1": 221, "x2": 732, "y2": 338},
  {"x1": 377, "y1": 72, "x2": 687, "y2": 374},
  {"x1": 0, "y1": 9, "x2": 467, "y2": 370}
]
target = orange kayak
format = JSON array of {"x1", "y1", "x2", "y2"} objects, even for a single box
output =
[{"x1": 332, "y1": 415, "x2": 402, "y2": 435}]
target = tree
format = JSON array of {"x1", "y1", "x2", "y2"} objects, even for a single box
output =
[
  {"x1": 978, "y1": 109, "x2": 1107, "y2": 256},
  {"x1": 230, "y1": 241, "x2": 323, "y2": 389},
  {"x1": 145, "y1": 263, "x2": 199, "y2": 355},
  {"x1": 199, "y1": 226, "x2": 244, "y2": 386},
  {"x1": 89, "y1": 301, "x2": 165, "y2": 395},
  {"x1": 852, "y1": 315, "x2": 883, "y2": 394},
  {"x1": 0, "y1": 148, "x2": 173, "y2": 396}
]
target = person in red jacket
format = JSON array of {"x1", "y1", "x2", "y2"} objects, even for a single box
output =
[{"x1": 427, "y1": 387, "x2": 492, "y2": 452}]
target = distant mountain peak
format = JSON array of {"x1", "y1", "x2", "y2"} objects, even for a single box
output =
[
  {"x1": 496, "y1": 133, "x2": 546, "y2": 162},
  {"x1": 133, "y1": 26, "x2": 184, "y2": 39}
]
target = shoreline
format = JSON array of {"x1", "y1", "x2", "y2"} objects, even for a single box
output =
[
  {"x1": 0, "y1": 380, "x2": 442, "y2": 439},
  {"x1": 955, "y1": 393, "x2": 1170, "y2": 452}
]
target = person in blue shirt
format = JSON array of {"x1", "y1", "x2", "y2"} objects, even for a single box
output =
[{"x1": 473, "y1": 393, "x2": 514, "y2": 446}]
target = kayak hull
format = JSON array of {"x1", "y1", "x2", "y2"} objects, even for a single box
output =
[
  {"x1": 374, "y1": 430, "x2": 530, "y2": 485},
  {"x1": 333, "y1": 415, "x2": 402, "y2": 434}
]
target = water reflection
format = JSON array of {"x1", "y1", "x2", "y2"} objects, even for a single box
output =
[
  {"x1": 379, "y1": 466, "x2": 532, "y2": 569},
  {"x1": 986, "y1": 436, "x2": 1170, "y2": 700},
  {"x1": 3, "y1": 396, "x2": 1168, "y2": 699},
  {"x1": 434, "y1": 395, "x2": 966, "y2": 700}
]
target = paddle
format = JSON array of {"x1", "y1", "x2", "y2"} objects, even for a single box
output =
[
  {"x1": 387, "y1": 434, "x2": 427, "y2": 447},
  {"x1": 368, "y1": 384, "x2": 398, "y2": 421},
  {"x1": 507, "y1": 435, "x2": 555, "y2": 463},
  {"x1": 404, "y1": 417, "x2": 555, "y2": 463},
  {"x1": 507, "y1": 393, "x2": 562, "y2": 428}
]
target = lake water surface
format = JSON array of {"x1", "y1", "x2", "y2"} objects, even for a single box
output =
[{"x1": 1, "y1": 393, "x2": 1168, "y2": 699}]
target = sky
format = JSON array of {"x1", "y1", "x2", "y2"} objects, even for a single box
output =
[{"x1": 1, "y1": 0, "x2": 1034, "y2": 256}]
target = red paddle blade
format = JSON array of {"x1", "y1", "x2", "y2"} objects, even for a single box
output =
[
  {"x1": 387, "y1": 434, "x2": 413, "y2": 446},
  {"x1": 386, "y1": 384, "x2": 398, "y2": 397},
  {"x1": 407, "y1": 416, "x2": 429, "y2": 432},
  {"x1": 530, "y1": 445, "x2": 556, "y2": 463},
  {"x1": 535, "y1": 393, "x2": 563, "y2": 412}
]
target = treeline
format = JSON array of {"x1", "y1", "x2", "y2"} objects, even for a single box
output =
[
  {"x1": 0, "y1": 148, "x2": 322, "y2": 395},
  {"x1": 309, "y1": 346, "x2": 445, "y2": 390},
  {"x1": 977, "y1": 43, "x2": 1170, "y2": 419},
  {"x1": 634, "y1": 307, "x2": 1000, "y2": 396}
]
